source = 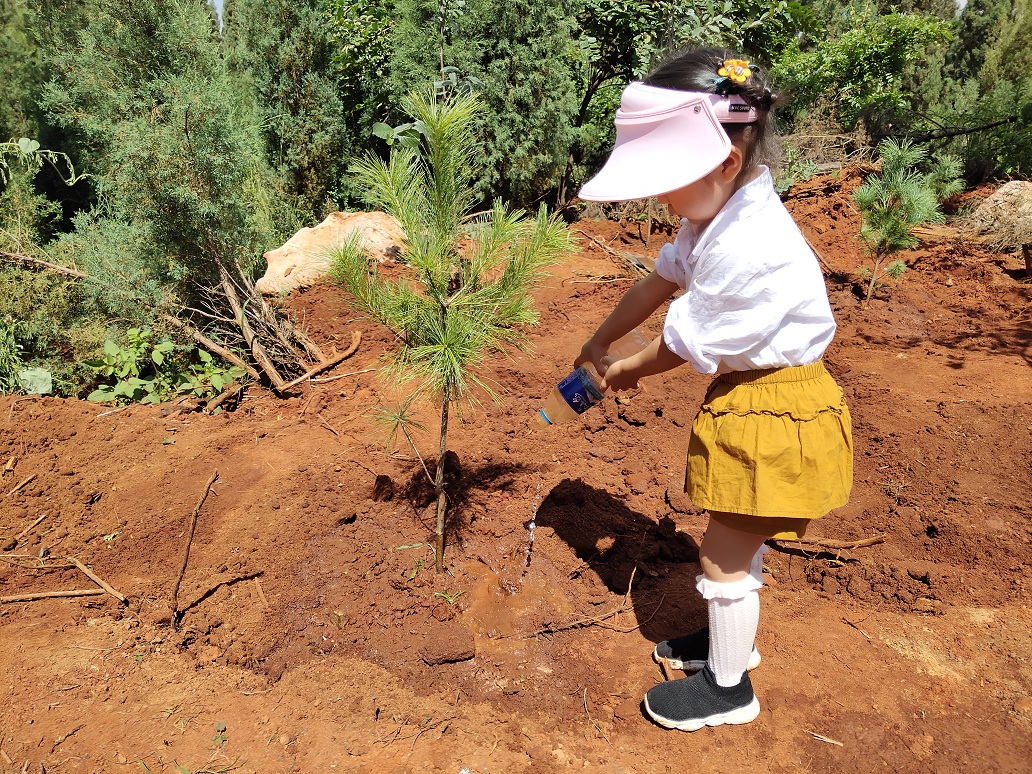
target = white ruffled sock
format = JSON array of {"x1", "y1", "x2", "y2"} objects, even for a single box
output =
[{"x1": 696, "y1": 569, "x2": 763, "y2": 688}]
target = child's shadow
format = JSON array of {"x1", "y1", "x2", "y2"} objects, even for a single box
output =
[{"x1": 535, "y1": 478, "x2": 705, "y2": 646}]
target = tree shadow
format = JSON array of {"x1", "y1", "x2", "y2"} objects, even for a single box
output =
[
  {"x1": 400, "y1": 452, "x2": 530, "y2": 545},
  {"x1": 535, "y1": 478, "x2": 706, "y2": 645}
]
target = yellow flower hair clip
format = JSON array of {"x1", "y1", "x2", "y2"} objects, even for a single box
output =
[{"x1": 717, "y1": 59, "x2": 753, "y2": 84}]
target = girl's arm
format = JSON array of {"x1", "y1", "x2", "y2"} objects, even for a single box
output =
[
  {"x1": 574, "y1": 270, "x2": 680, "y2": 374},
  {"x1": 599, "y1": 335, "x2": 687, "y2": 392}
]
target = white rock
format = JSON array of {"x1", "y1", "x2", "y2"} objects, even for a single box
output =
[{"x1": 256, "y1": 211, "x2": 406, "y2": 295}]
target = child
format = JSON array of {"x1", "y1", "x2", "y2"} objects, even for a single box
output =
[{"x1": 574, "y1": 47, "x2": 853, "y2": 731}]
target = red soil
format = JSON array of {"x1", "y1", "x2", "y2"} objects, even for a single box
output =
[{"x1": 1, "y1": 172, "x2": 1030, "y2": 773}]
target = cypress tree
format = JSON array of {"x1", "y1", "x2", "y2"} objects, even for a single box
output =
[
  {"x1": 224, "y1": 0, "x2": 350, "y2": 221},
  {"x1": 38, "y1": 0, "x2": 296, "y2": 325},
  {"x1": 389, "y1": 0, "x2": 580, "y2": 207}
]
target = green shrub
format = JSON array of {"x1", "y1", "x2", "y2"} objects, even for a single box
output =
[{"x1": 772, "y1": 12, "x2": 951, "y2": 131}]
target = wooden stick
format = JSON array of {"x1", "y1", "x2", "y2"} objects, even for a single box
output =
[
  {"x1": 318, "y1": 415, "x2": 340, "y2": 437},
  {"x1": 5, "y1": 474, "x2": 36, "y2": 497},
  {"x1": 279, "y1": 330, "x2": 363, "y2": 392},
  {"x1": 2, "y1": 514, "x2": 46, "y2": 551},
  {"x1": 204, "y1": 382, "x2": 244, "y2": 414},
  {"x1": 0, "y1": 250, "x2": 87, "y2": 279},
  {"x1": 1, "y1": 589, "x2": 105, "y2": 603},
  {"x1": 3, "y1": 456, "x2": 14, "y2": 474},
  {"x1": 170, "y1": 470, "x2": 219, "y2": 628},
  {"x1": 68, "y1": 557, "x2": 127, "y2": 604},
  {"x1": 309, "y1": 367, "x2": 376, "y2": 384},
  {"x1": 769, "y1": 533, "x2": 887, "y2": 551}
]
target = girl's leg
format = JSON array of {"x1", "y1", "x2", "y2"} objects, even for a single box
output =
[
  {"x1": 644, "y1": 515, "x2": 767, "y2": 731},
  {"x1": 698, "y1": 515, "x2": 767, "y2": 687}
]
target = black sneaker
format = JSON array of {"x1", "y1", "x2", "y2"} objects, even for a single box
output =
[
  {"x1": 644, "y1": 665, "x2": 760, "y2": 731},
  {"x1": 653, "y1": 627, "x2": 761, "y2": 672}
]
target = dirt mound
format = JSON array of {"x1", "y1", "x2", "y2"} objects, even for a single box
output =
[{"x1": 1, "y1": 173, "x2": 1030, "y2": 772}]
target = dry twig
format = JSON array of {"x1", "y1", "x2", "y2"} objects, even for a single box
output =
[
  {"x1": 51, "y1": 723, "x2": 85, "y2": 753},
  {"x1": 572, "y1": 228, "x2": 649, "y2": 277},
  {"x1": 807, "y1": 730, "x2": 844, "y2": 746},
  {"x1": 1, "y1": 589, "x2": 105, "y2": 604},
  {"x1": 5, "y1": 474, "x2": 36, "y2": 498},
  {"x1": 279, "y1": 330, "x2": 363, "y2": 392},
  {"x1": 68, "y1": 557, "x2": 127, "y2": 604},
  {"x1": 767, "y1": 533, "x2": 887, "y2": 555},
  {"x1": 170, "y1": 470, "x2": 219, "y2": 628}
]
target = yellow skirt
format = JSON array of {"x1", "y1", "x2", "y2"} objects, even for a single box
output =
[{"x1": 685, "y1": 361, "x2": 852, "y2": 537}]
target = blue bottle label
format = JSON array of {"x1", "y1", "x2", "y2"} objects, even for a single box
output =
[{"x1": 557, "y1": 367, "x2": 604, "y2": 414}]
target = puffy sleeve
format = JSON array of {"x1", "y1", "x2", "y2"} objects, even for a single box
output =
[
  {"x1": 661, "y1": 240, "x2": 832, "y2": 374},
  {"x1": 653, "y1": 219, "x2": 698, "y2": 288}
]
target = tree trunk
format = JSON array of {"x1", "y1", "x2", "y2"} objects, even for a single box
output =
[
  {"x1": 1023, "y1": 244, "x2": 1031, "y2": 278},
  {"x1": 434, "y1": 382, "x2": 451, "y2": 573},
  {"x1": 864, "y1": 253, "x2": 884, "y2": 307}
]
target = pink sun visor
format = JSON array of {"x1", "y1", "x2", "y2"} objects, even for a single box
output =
[{"x1": 578, "y1": 82, "x2": 758, "y2": 202}]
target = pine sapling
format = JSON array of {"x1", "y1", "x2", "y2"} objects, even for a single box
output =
[
  {"x1": 853, "y1": 138, "x2": 963, "y2": 306},
  {"x1": 331, "y1": 90, "x2": 573, "y2": 571}
]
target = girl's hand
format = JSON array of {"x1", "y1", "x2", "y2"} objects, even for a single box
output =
[
  {"x1": 574, "y1": 337, "x2": 610, "y2": 375},
  {"x1": 599, "y1": 358, "x2": 640, "y2": 392}
]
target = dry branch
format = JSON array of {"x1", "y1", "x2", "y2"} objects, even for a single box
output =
[
  {"x1": 5, "y1": 474, "x2": 36, "y2": 497},
  {"x1": 279, "y1": 330, "x2": 363, "y2": 392},
  {"x1": 170, "y1": 470, "x2": 219, "y2": 628},
  {"x1": 0, "y1": 250, "x2": 86, "y2": 278},
  {"x1": 1, "y1": 588, "x2": 105, "y2": 603},
  {"x1": 572, "y1": 229, "x2": 649, "y2": 278},
  {"x1": 768, "y1": 533, "x2": 887, "y2": 552},
  {"x1": 68, "y1": 557, "x2": 127, "y2": 604},
  {"x1": 204, "y1": 382, "x2": 244, "y2": 414},
  {"x1": 213, "y1": 258, "x2": 289, "y2": 392}
]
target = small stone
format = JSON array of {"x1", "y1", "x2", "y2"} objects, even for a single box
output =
[{"x1": 279, "y1": 733, "x2": 292, "y2": 746}]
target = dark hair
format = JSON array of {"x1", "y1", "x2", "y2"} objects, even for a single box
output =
[{"x1": 644, "y1": 47, "x2": 780, "y2": 177}]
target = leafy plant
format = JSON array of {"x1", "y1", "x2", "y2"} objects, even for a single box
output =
[
  {"x1": 210, "y1": 721, "x2": 227, "y2": 748},
  {"x1": 774, "y1": 142, "x2": 820, "y2": 193},
  {"x1": 772, "y1": 12, "x2": 951, "y2": 130},
  {"x1": 332, "y1": 90, "x2": 573, "y2": 571},
  {"x1": 85, "y1": 327, "x2": 246, "y2": 405},
  {"x1": 852, "y1": 138, "x2": 963, "y2": 306}
]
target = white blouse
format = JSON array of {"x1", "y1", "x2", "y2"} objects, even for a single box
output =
[{"x1": 655, "y1": 167, "x2": 836, "y2": 375}]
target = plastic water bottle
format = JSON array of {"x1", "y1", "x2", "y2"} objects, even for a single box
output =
[{"x1": 536, "y1": 328, "x2": 651, "y2": 426}]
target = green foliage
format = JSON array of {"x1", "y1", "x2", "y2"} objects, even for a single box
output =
[
  {"x1": 910, "y1": 0, "x2": 1032, "y2": 182},
  {"x1": 774, "y1": 143, "x2": 820, "y2": 193},
  {"x1": 852, "y1": 138, "x2": 963, "y2": 305},
  {"x1": 85, "y1": 327, "x2": 246, "y2": 405},
  {"x1": 389, "y1": 0, "x2": 581, "y2": 206},
  {"x1": 39, "y1": 0, "x2": 297, "y2": 317},
  {"x1": 224, "y1": 0, "x2": 350, "y2": 221},
  {"x1": 0, "y1": 0, "x2": 42, "y2": 141},
  {"x1": 772, "y1": 12, "x2": 951, "y2": 130},
  {"x1": 0, "y1": 316, "x2": 25, "y2": 394},
  {"x1": 332, "y1": 90, "x2": 573, "y2": 569}
]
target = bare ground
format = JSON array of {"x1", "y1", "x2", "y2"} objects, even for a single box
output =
[{"x1": 1, "y1": 171, "x2": 1030, "y2": 773}]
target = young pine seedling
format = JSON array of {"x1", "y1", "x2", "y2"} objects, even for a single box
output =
[
  {"x1": 852, "y1": 138, "x2": 963, "y2": 306},
  {"x1": 331, "y1": 90, "x2": 573, "y2": 572}
]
